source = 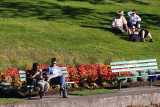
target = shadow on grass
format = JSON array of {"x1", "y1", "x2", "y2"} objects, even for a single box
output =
[
  {"x1": 57, "y1": 0, "x2": 115, "y2": 5},
  {"x1": 0, "y1": 1, "x2": 94, "y2": 21},
  {"x1": 0, "y1": 0, "x2": 158, "y2": 32},
  {"x1": 109, "y1": 0, "x2": 149, "y2": 5}
]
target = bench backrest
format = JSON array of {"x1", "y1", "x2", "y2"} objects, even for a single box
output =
[
  {"x1": 19, "y1": 67, "x2": 68, "y2": 81},
  {"x1": 19, "y1": 70, "x2": 27, "y2": 82},
  {"x1": 110, "y1": 59, "x2": 158, "y2": 74},
  {"x1": 60, "y1": 67, "x2": 68, "y2": 78}
]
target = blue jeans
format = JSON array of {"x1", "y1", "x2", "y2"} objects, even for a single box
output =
[
  {"x1": 130, "y1": 21, "x2": 140, "y2": 27},
  {"x1": 51, "y1": 75, "x2": 67, "y2": 95}
]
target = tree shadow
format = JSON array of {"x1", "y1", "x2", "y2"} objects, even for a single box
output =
[
  {"x1": 0, "y1": 1, "x2": 94, "y2": 20},
  {"x1": 109, "y1": 0, "x2": 149, "y2": 5},
  {"x1": 57, "y1": 0, "x2": 115, "y2": 5},
  {"x1": 140, "y1": 14, "x2": 160, "y2": 29}
]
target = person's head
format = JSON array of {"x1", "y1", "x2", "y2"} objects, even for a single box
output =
[
  {"x1": 132, "y1": 10, "x2": 137, "y2": 15},
  {"x1": 32, "y1": 62, "x2": 40, "y2": 70},
  {"x1": 130, "y1": 25, "x2": 136, "y2": 32},
  {"x1": 117, "y1": 11, "x2": 125, "y2": 18},
  {"x1": 51, "y1": 58, "x2": 57, "y2": 65}
]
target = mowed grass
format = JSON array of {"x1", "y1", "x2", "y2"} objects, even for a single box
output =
[
  {"x1": 68, "y1": 88, "x2": 118, "y2": 96},
  {"x1": 0, "y1": 98, "x2": 26, "y2": 105},
  {"x1": 0, "y1": 0, "x2": 160, "y2": 70}
]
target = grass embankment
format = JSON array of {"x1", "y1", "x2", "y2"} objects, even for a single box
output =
[
  {"x1": 68, "y1": 88, "x2": 118, "y2": 96},
  {"x1": 0, "y1": 98, "x2": 26, "y2": 105},
  {"x1": 0, "y1": 0, "x2": 160, "y2": 71}
]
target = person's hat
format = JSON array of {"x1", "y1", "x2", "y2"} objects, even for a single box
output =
[{"x1": 117, "y1": 11, "x2": 125, "y2": 15}]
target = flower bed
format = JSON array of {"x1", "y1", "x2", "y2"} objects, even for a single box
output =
[{"x1": 0, "y1": 63, "x2": 131, "y2": 89}]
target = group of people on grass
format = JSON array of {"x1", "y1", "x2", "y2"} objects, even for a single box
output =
[
  {"x1": 30, "y1": 58, "x2": 68, "y2": 99},
  {"x1": 112, "y1": 10, "x2": 154, "y2": 43}
]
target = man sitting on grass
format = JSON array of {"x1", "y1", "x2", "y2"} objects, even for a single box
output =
[{"x1": 112, "y1": 11, "x2": 129, "y2": 34}]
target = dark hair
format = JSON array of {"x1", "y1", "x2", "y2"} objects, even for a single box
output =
[
  {"x1": 132, "y1": 10, "x2": 136, "y2": 13},
  {"x1": 32, "y1": 62, "x2": 40, "y2": 70},
  {"x1": 51, "y1": 58, "x2": 57, "y2": 63}
]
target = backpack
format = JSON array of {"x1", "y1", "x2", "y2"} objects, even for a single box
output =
[{"x1": 130, "y1": 34, "x2": 141, "y2": 42}]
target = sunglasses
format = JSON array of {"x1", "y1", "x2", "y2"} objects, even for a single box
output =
[{"x1": 131, "y1": 28, "x2": 135, "y2": 29}]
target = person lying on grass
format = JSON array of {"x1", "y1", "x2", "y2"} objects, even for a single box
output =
[{"x1": 128, "y1": 25, "x2": 154, "y2": 43}]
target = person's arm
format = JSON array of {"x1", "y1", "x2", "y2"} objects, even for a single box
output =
[
  {"x1": 124, "y1": 24, "x2": 129, "y2": 31},
  {"x1": 58, "y1": 67, "x2": 62, "y2": 76},
  {"x1": 128, "y1": 28, "x2": 131, "y2": 35},
  {"x1": 133, "y1": 15, "x2": 141, "y2": 22},
  {"x1": 46, "y1": 67, "x2": 50, "y2": 82},
  {"x1": 31, "y1": 71, "x2": 39, "y2": 79},
  {"x1": 127, "y1": 11, "x2": 132, "y2": 16}
]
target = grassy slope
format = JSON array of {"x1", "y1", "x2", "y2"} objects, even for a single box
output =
[
  {"x1": 0, "y1": 98, "x2": 26, "y2": 104},
  {"x1": 0, "y1": 0, "x2": 160, "y2": 69}
]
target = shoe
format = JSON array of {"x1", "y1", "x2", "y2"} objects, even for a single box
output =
[
  {"x1": 150, "y1": 39, "x2": 155, "y2": 43},
  {"x1": 142, "y1": 38, "x2": 145, "y2": 42},
  {"x1": 63, "y1": 95, "x2": 68, "y2": 98}
]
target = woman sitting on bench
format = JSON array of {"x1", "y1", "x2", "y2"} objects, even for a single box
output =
[{"x1": 31, "y1": 62, "x2": 50, "y2": 99}]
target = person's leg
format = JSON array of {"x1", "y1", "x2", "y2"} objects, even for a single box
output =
[
  {"x1": 44, "y1": 81, "x2": 50, "y2": 94},
  {"x1": 136, "y1": 21, "x2": 140, "y2": 29},
  {"x1": 37, "y1": 81, "x2": 45, "y2": 99},
  {"x1": 51, "y1": 76, "x2": 67, "y2": 96},
  {"x1": 60, "y1": 75, "x2": 67, "y2": 96},
  {"x1": 147, "y1": 32, "x2": 155, "y2": 43},
  {"x1": 139, "y1": 29, "x2": 145, "y2": 42}
]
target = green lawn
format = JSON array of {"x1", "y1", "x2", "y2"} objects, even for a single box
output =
[
  {"x1": 68, "y1": 88, "x2": 118, "y2": 96},
  {"x1": 0, "y1": 0, "x2": 160, "y2": 71},
  {"x1": 0, "y1": 98, "x2": 26, "y2": 105}
]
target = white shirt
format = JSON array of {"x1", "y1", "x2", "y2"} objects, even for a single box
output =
[
  {"x1": 49, "y1": 66, "x2": 61, "y2": 79},
  {"x1": 128, "y1": 11, "x2": 141, "y2": 24},
  {"x1": 112, "y1": 16, "x2": 127, "y2": 27}
]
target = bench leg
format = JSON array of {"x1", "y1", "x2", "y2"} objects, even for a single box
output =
[
  {"x1": 28, "y1": 86, "x2": 31, "y2": 99},
  {"x1": 60, "y1": 89, "x2": 62, "y2": 96},
  {"x1": 118, "y1": 80, "x2": 122, "y2": 90},
  {"x1": 149, "y1": 78, "x2": 152, "y2": 87}
]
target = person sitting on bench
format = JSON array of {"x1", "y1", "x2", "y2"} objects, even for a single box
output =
[
  {"x1": 46, "y1": 58, "x2": 68, "y2": 98},
  {"x1": 31, "y1": 62, "x2": 50, "y2": 99}
]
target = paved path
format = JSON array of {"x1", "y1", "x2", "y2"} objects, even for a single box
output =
[
  {"x1": 1, "y1": 86, "x2": 160, "y2": 107},
  {"x1": 25, "y1": 86, "x2": 160, "y2": 103}
]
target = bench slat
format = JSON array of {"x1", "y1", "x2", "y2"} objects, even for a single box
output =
[
  {"x1": 66, "y1": 82, "x2": 75, "y2": 84},
  {"x1": 110, "y1": 59, "x2": 156, "y2": 65},
  {"x1": 61, "y1": 71, "x2": 67, "y2": 74},
  {"x1": 19, "y1": 71, "x2": 26, "y2": 74},
  {"x1": 111, "y1": 62, "x2": 157, "y2": 69},
  {"x1": 112, "y1": 66, "x2": 158, "y2": 72},
  {"x1": 19, "y1": 74, "x2": 26, "y2": 78},
  {"x1": 63, "y1": 75, "x2": 68, "y2": 78},
  {"x1": 115, "y1": 74, "x2": 160, "y2": 79},
  {"x1": 20, "y1": 78, "x2": 26, "y2": 81},
  {"x1": 60, "y1": 67, "x2": 67, "y2": 70}
]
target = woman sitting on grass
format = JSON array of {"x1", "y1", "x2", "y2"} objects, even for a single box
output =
[
  {"x1": 128, "y1": 25, "x2": 154, "y2": 43},
  {"x1": 31, "y1": 62, "x2": 50, "y2": 99}
]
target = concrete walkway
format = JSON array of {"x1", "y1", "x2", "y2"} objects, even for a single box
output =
[{"x1": 1, "y1": 86, "x2": 160, "y2": 107}]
